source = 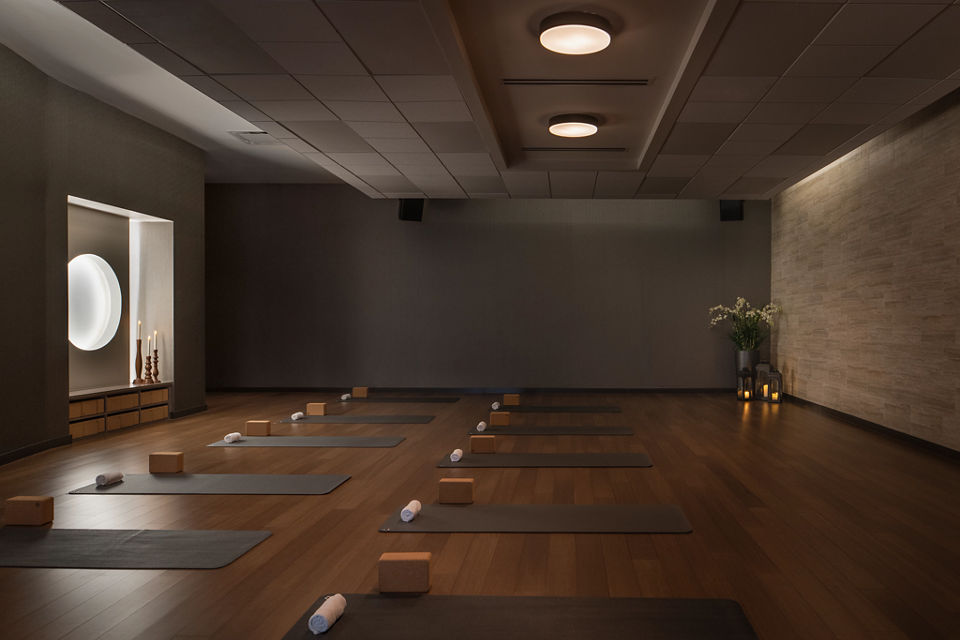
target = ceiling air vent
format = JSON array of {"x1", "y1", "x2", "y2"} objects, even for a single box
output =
[
  {"x1": 522, "y1": 147, "x2": 626, "y2": 152},
  {"x1": 228, "y1": 131, "x2": 282, "y2": 146},
  {"x1": 503, "y1": 78, "x2": 650, "y2": 86}
]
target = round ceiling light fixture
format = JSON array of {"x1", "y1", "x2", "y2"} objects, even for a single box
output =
[
  {"x1": 539, "y1": 12, "x2": 612, "y2": 55},
  {"x1": 548, "y1": 114, "x2": 600, "y2": 138},
  {"x1": 68, "y1": 253, "x2": 122, "y2": 351}
]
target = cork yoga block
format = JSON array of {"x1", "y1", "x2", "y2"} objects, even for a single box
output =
[
  {"x1": 439, "y1": 478, "x2": 474, "y2": 504},
  {"x1": 149, "y1": 451, "x2": 184, "y2": 474},
  {"x1": 470, "y1": 435, "x2": 496, "y2": 454},
  {"x1": 245, "y1": 420, "x2": 271, "y2": 436},
  {"x1": 5, "y1": 496, "x2": 54, "y2": 526},
  {"x1": 306, "y1": 402, "x2": 327, "y2": 416},
  {"x1": 378, "y1": 551, "x2": 431, "y2": 593},
  {"x1": 503, "y1": 393, "x2": 520, "y2": 406},
  {"x1": 490, "y1": 411, "x2": 510, "y2": 426},
  {"x1": 352, "y1": 386, "x2": 369, "y2": 398}
]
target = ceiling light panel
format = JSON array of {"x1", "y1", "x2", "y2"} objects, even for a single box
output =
[{"x1": 538, "y1": 12, "x2": 612, "y2": 55}]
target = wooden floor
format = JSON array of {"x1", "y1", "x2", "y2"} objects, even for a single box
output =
[{"x1": 1, "y1": 391, "x2": 958, "y2": 639}]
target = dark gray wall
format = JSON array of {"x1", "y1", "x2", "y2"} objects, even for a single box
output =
[
  {"x1": 68, "y1": 206, "x2": 130, "y2": 391},
  {"x1": 206, "y1": 184, "x2": 771, "y2": 389},
  {"x1": 0, "y1": 45, "x2": 205, "y2": 461}
]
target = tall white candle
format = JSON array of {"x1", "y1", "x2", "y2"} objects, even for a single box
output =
[{"x1": 153, "y1": 330, "x2": 157, "y2": 351}]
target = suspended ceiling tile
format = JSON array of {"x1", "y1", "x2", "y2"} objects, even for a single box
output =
[
  {"x1": 284, "y1": 121, "x2": 375, "y2": 152},
  {"x1": 397, "y1": 164, "x2": 452, "y2": 177},
  {"x1": 350, "y1": 165, "x2": 402, "y2": 177},
  {"x1": 251, "y1": 100, "x2": 337, "y2": 121},
  {"x1": 65, "y1": 1, "x2": 155, "y2": 43},
  {"x1": 365, "y1": 138, "x2": 433, "y2": 153},
  {"x1": 702, "y1": 155, "x2": 763, "y2": 171},
  {"x1": 705, "y1": 2, "x2": 841, "y2": 76},
  {"x1": 744, "y1": 155, "x2": 821, "y2": 178},
  {"x1": 814, "y1": 3, "x2": 942, "y2": 46},
  {"x1": 639, "y1": 177, "x2": 691, "y2": 194},
  {"x1": 500, "y1": 171, "x2": 550, "y2": 198},
  {"x1": 745, "y1": 102, "x2": 826, "y2": 124},
  {"x1": 812, "y1": 102, "x2": 896, "y2": 124},
  {"x1": 729, "y1": 122, "x2": 804, "y2": 143},
  {"x1": 181, "y1": 76, "x2": 240, "y2": 101},
  {"x1": 414, "y1": 122, "x2": 488, "y2": 153},
  {"x1": 773, "y1": 123, "x2": 867, "y2": 155},
  {"x1": 396, "y1": 101, "x2": 472, "y2": 123},
  {"x1": 326, "y1": 152, "x2": 390, "y2": 166},
  {"x1": 297, "y1": 75, "x2": 388, "y2": 102},
  {"x1": 647, "y1": 154, "x2": 710, "y2": 177},
  {"x1": 282, "y1": 138, "x2": 318, "y2": 153},
  {"x1": 688, "y1": 76, "x2": 778, "y2": 102},
  {"x1": 764, "y1": 76, "x2": 858, "y2": 102},
  {"x1": 218, "y1": 100, "x2": 269, "y2": 121},
  {"x1": 660, "y1": 123, "x2": 738, "y2": 154},
  {"x1": 716, "y1": 136, "x2": 794, "y2": 156},
  {"x1": 319, "y1": 1, "x2": 449, "y2": 75},
  {"x1": 723, "y1": 176, "x2": 785, "y2": 196},
  {"x1": 375, "y1": 75, "x2": 463, "y2": 102},
  {"x1": 361, "y1": 174, "x2": 418, "y2": 193},
  {"x1": 868, "y1": 6, "x2": 960, "y2": 79},
  {"x1": 456, "y1": 175, "x2": 505, "y2": 193},
  {"x1": 324, "y1": 101, "x2": 405, "y2": 122},
  {"x1": 131, "y1": 43, "x2": 201, "y2": 76},
  {"x1": 548, "y1": 172, "x2": 597, "y2": 198},
  {"x1": 381, "y1": 152, "x2": 443, "y2": 168},
  {"x1": 382, "y1": 192, "x2": 426, "y2": 199},
  {"x1": 301, "y1": 152, "x2": 338, "y2": 167},
  {"x1": 261, "y1": 42, "x2": 366, "y2": 75},
  {"x1": 208, "y1": 0, "x2": 341, "y2": 43},
  {"x1": 251, "y1": 121, "x2": 298, "y2": 139},
  {"x1": 837, "y1": 77, "x2": 938, "y2": 103},
  {"x1": 406, "y1": 175, "x2": 466, "y2": 198},
  {"x1": 347, "y1": 122, "x2": 419, "y2": 139},
  {"x1": 214, "y1": 74, "x2": 313, "y2": 101},
  {"x1": 593, "y1": 172, "x2": 644, "y2": 198},
  {"x1": 679, "y1": 168, "x2": 742, "y2": 198},
  {"x1": 787, "y1": 45, "x2": 895, "y2": 77},
  {"x1": 438, "y1": 153, "x2": 498, "y2": 176},
  {"x1": 677, "y1": 102, "x2": 755, "y2": 123}
]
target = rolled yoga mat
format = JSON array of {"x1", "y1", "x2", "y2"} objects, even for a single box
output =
[
  {"x1": 279, "y1": 415, "x2": 434, "y2": 424},
  {"x1": 379, "y1": 504, "x2": 691, "y2": 534},
  {"x1": 342, "y1": 397, "x2": 459, "y2": 403},
  {"x1": 69, "y1": 474, "x2": 350, "y2": 495},
  {"x1": 0, "y1": 528, "x2": 271, "y2": 569},
  {"x1": 468, "y1": 425, "x2": 633, "y2": 436},
  {"x1": 437, "y1": 452, "x2": 652, "y2": 468},
  {"x1": 281, "y1": 594, "x2": 755, "y2": 639},
  {"x1": 208, "y1": 436, "x2": 404, "y2": 448},
  {"x1": 495, "y1": 405, "x2": 621, "y2": 413}
]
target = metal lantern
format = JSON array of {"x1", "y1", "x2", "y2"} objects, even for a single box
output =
[
  {"x1": 737, "y1": 369, "x2": 754, "y2": 401},
  {"x1": 755, "y1": 363, "x2": 771, "y2": 400},
  {"x1": 767, "y1": 370, "x2": 783, "y2": 403}
]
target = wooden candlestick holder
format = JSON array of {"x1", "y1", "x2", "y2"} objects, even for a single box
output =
[
  {"x1": 133, "y1": 338, "x2": 145, "y2": 384},
  {"x1": 153, "y1": 349, "x2": 160, "y2": 383},
  {"x1": 144, "y1": 354, "x2": 155, "y2": 384}
]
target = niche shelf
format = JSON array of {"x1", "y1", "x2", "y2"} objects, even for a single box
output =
[{"x1": 68, "y1": 382, "x2": 172, "y2": 439}]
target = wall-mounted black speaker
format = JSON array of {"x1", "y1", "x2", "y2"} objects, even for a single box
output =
[
  {"x1": 398, "y1": 199, "x2": 425, "y2": 222},
  {"x1": 719, "y1": 199, "x2": 744, "y2": 222}
]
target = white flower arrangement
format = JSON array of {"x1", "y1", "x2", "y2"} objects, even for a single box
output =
[{"x1": 708, "y1": 297, "x2": 782, "y2": 350}]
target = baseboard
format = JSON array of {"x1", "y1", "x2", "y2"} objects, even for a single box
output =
[
  {"x1": 0, "y1": 435, "x2": 73, "y2": 467},
  {"x1": 207, "y1": 386, "x2": 735, "y2": 394},
  {"x1": 170, "y1": 404, "x2": 207, "y2": 419},
  {"x1": 785, "y1": 394, "x2": 960, "y2": 462}
]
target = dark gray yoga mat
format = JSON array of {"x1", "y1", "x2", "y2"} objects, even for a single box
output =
[
  {"x1": 280, "y1": 415, "x2": 433, "y2": 424},
  {"x1": 469, "y1": 425, "x2": 633, "y2": 435},
  {"x1": 497, "y1": 404, "x2": 621, "y2": 413},
  {"x1": 438, "y1": 453, "x2": 652, "y2": 468},
  {"x1": 69, "y1": 473, "x2": 349, "y2": 495},
  {"x1": 0, "y1": 528, "x2": 271, "y2": 569},
  {"x1": 208, "y1": 436, "x2": 404, "y2": 448},
  {"x1": 379, "y1": 504, "x2": 691, "y2": 533},
  {"x1": 344, "y1": 397, "x2": 458, "y2": 403},
  {"x1": 282, "y1": 594, "x2": 755, "y2": 639}
]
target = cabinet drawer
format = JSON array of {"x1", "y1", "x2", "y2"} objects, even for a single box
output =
[
  {"x1": 69, "y1": 417, "x2": 104, "y2": 439},
  {"x1": 106, "y1": 410, "x2": 140, "y2": 431},
  {"x1": 140, "y1": 405, "x2": 169, "y2": 424},
  {"x1": 69, "y1": 398, "x2": 103, "y2": 419},
  {"x1": 106, "y1": 392, "x2": 139, "y2": 413},
  {"x1": 140, "y1": 388, "x2": 169, "y2": 406}
]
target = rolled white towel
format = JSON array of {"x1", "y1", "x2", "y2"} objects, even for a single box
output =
[
  {"x1": 95, "y1": 471, "x2": 124, "y2": 487},
  {"x1": 491, "y1": 401, "x2": 501, "y2": 410},
  {"x1": 401, "y1": 499, "x2": 422, "y2": 522},
  {"x1": 450, "y1": 448, "x2": 464, "y2": 462},
  {"x1": 476, "y1": 421, "x2": 487, "y2": 432},
  {"x1": 308, "y1": 593, "x2": 347, "y2": 635},
  {"x1": 340, "y1": 393, "x2": 351, "y2": 401},
  {"x1": 291, "y1": 411, "x2": 305, "y2": 421},
  {"x1": 224, "y1": 432, "x2": 242, "y2": 443}
]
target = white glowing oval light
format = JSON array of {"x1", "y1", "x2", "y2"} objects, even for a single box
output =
[
  {"x1": 539, "y1": 23, "x2": 611, "y2": 55},
  {"x1": 548, "y1": 120, "x2": 599, "y2": 138},
  {"x1": 68, "y1": 253, "x2": 122, "y2": 351}
]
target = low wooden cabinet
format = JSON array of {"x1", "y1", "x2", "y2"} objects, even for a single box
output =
[{"x1": 69, "y1": 383, "x2": 172, "y2": 440}]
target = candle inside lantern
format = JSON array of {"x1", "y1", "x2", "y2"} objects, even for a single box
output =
[
  {"x1": 744, "y1": 390, "x2": 750, "y2": 400},
  {"x1": 762, "y1": 384, "x2": 769, "y2": 397},
  {"x1": 771, "y1": 392, "x2": 779, "y2": 401}
]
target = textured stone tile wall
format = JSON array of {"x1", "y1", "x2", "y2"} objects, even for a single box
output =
[{"x1": 772, "y1": 92, "x2": 960, "y2": 452}]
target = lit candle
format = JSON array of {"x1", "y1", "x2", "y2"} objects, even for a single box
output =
[
  {"x1": 138, "y1": 320, "x2": 141, "y2": 339},
  {"x1": 762, "y1": 384, "x2": 769, "y2": 397},
  {"x1": 153, "y1": 330, "x2": 158, "y2": 352},
  {"x1": 744, "y1": 390, "x2": 750, "y2": 400},
  {"x1": 771, "y1": 392, "x2": 779, "y2": 401},
  {"x1": 146, "y1": 335, "x2": 150, "y2": 352}
]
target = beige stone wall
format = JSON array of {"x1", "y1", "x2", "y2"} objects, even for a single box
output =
[{"x1": 772, "y1": 92, "x2": 960, "y2": 452}]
